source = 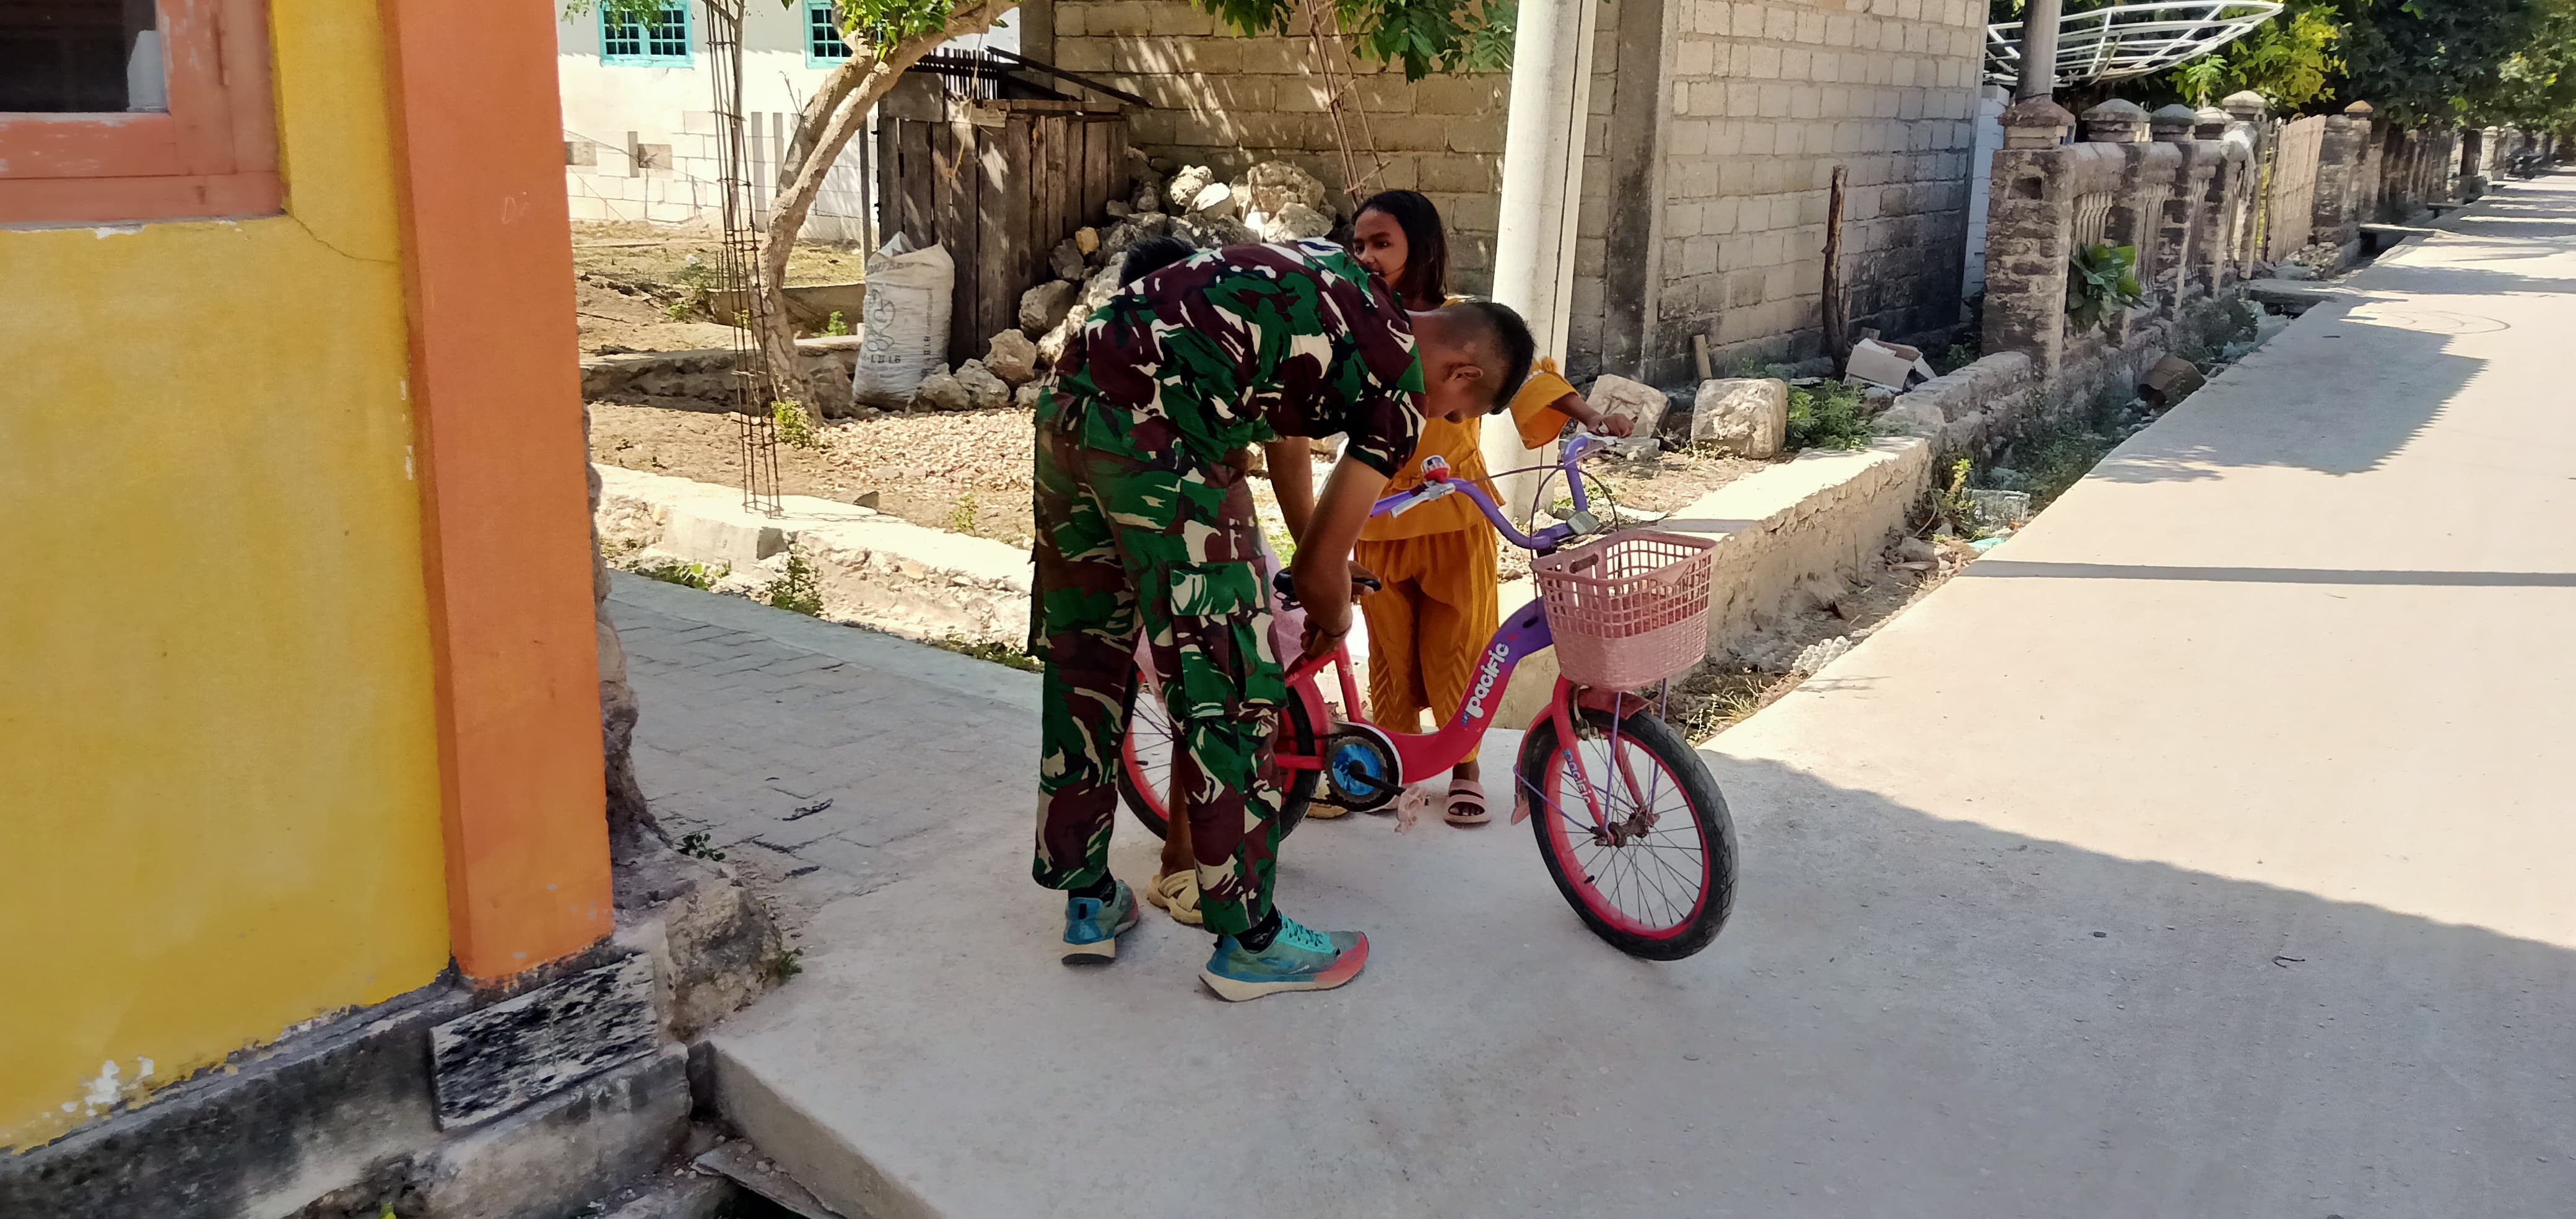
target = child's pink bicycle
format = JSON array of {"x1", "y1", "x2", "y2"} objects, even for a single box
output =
[{"x1": 1120, "y1": 435, "x2": 1738, "y2": 960}]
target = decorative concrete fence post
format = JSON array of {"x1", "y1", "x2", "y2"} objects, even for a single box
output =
[
  {"x1": 1983, "y1": 97, "x2": 2080, "y2": 380},
  {"x1": 2143, "y1": 105, "x2": 2204, "y2": 313},
  {"x1": 2082, "y1": 97, "x2": 2150, "y2": 146},
  {"x1": 2193, "y1": 105, "x2": 2230, "y2": 142},
  {"x1": 2201, "y1": 136, "x2": 2255, "y2": 293},
  {"x1": 2221, "y1": 90, "x2": 2269, "y2": 267},
  {"x1": 2312, "y1": 100, "x2": 2375, "y2": 256}
]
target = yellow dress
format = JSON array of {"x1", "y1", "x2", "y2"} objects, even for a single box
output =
[{"x1": 1354, "y1": 359, "x2": 1578, "y2": 756}]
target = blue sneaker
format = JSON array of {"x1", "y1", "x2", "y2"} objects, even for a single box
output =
[
  {"x1": 1062, "y1": 881, "x2": 1141, "y2": 964},
  {"x1": 1199, "y1": 915, "x2": 1369, "y2": 1002}
]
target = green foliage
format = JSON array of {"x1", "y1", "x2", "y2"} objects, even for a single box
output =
[
  {"x1": 771, "y1": 399, "x2": 823, "y2": 450},
  {"x1": 767, "y1": 948, "x2": 805, "y2": 983},
  {"x1": 1932, "y1": 341, "x2": 1978, "y2": 376},
  {"x1": 635, "y1": 556, "x2": 726, "y2": 590},
  {"x1": 2463, "y1": 0, "x2": 2576, "y2": 128},
  {"x1": 665, "y1": 253, "x2": 713, "y2": 321},
  {"x1": 677, "y1": 831, "x2": 727, "y2": 862},
  {"x1": 2065, "y1": 243, "x2": 2144, "y2": 333},
  {"x1": 821, "y1": 310, "x2": 853, "y2": 337},
  {"x1": 946, "y1": 491, "x2": 981, "y2": 536},
  {"x1": 929, "y1": 632, "x2": 1045, "y2": 671},
  {"x1": 2339, "y1": 0, "x2": 2549, "y2": 123},
  {"x1": 1930, "y1": 458, "x2": 1985, "y2": 538},
  {"x1": 1192, "y1": 0, "x2": 1518, "y2": 79},
  {"x1": 1785, "y1": 381, "x2": 1871, "y2": 452},
  {"x1": 2223, "y1": 2, "x2": 2346, "y2": 106},
  {"x1": 2175, "y1": 56, "x2": 2231, "y2": 106},
  {"x1": 764, "y1": 549, "x2": 825, "y2": 616}
]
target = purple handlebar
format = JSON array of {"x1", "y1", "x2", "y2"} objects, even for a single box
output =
[{"x1": 1367, "y1": 433, "x2": 1601, "y2": 551}]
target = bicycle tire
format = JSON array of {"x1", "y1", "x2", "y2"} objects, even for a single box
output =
[
  {"x1": 1116, "y1": 663, "x2": 1317, "y2": 841},
  {"x1": 1518, "y1": 706, "x2": 1737, "y2": 960}
]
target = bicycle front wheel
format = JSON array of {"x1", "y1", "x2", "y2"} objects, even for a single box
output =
[
  {"x1": 1116, "y1": 661, "x2": 1316, "y2": 841},
  {"x1": 1518, "y1": 706, "x2": 1737, "y2": 960}
]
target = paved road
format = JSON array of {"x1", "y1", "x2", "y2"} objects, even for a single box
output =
[
  {"x1": 658, "y1": 178, "x2": 2576, "y2": 1218},
  {"x1": 613, "y1": 572, "x2": 1035, "y2": 923}
]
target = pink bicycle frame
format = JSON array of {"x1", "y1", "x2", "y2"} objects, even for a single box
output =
[{"x1": 1271, "y1": 434, "x2": 1637, "y2": 829}]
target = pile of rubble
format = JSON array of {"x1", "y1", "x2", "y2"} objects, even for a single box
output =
[{"x1": 903, "y1": 157, "x2": 1339, "y2": 412}]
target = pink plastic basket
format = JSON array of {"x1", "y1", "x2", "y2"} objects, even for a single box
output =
[{"x1": 1531, "y1": 530, "x2": 1718, "y2": 689}]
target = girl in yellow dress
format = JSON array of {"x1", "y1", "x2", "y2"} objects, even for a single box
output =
[{"x1": 1344, "y1": 191, "x2": 1634, "y2": 826}]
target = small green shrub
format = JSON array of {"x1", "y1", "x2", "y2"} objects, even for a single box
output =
[
  {"x1": 2066, "y1": 243, "x2": 2145, "y2": 331},
  {"x1": 770, "y1": 399, "x2": 822, "y2": 450},
  {"x1": 1785, "y1": 380, "x2": 1871, "y2": 452},
  {"x1": 764, "y1": 549, "x2": 825, "y2": 617},
  {"x1": 665, "y1": 255, "x2": 713, "y2": 320},
  {"x1": 767, "y1": 948, "x2": 804, "y2": 983},
  {"x1": 677, "y1": 831, "x2": 726, "y2": 862},
  {"x1": 946, "y1": 491, "x2": 981, "y2": 536},
  {"x1": 930, "y1": 633, "x2": 1043, "y2": 672},
  {"x1": 635, "y1": 557, "x2": 725, "y2": 590},
  {"x1": 1930, "y1": 457, "x2": 1985, "y2": 538},
  {"x1": 821, "y1": 310, "x2": 852, "y2": 337}
]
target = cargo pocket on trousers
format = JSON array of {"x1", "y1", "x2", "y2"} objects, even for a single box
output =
[{"x1": 1164, "y1": 560, "x2": 1287, "y2": 720}]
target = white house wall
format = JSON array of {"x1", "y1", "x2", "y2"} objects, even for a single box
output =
[{"x1": 555, "y1": 2, "x2": 876, "y2": 240}]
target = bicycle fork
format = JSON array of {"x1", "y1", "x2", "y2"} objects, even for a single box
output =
[{"x1": 1518, "y1": 680, "x2": 1662, "y2": 845}]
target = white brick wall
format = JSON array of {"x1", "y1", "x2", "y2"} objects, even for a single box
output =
[{"x1": 1060, "y1": 0, "x2": 1983, "y2": 377}]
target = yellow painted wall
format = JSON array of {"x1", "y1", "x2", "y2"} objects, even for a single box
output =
[{"x1": 0, "y1": 2, "x2": 451, "y2": 1150}]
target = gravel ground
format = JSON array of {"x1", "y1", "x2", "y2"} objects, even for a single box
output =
[
  {"x1": 590, "y1": 403, "x2": 1043, "y2": 543},
  {"x1": 573, "y1": 222, "x2": 868, "y2": 356},
  {"x1": 590, "y1": 400, "x2": 1778, "y2": 570}
]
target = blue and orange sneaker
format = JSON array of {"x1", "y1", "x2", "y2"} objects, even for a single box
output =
[
  {"x1": 1062, "y1": 881, "x2": 1140, "y2": 964},
  {"x1": 1199, "y1": 914, "x2": 1368, "y2": 1001}
]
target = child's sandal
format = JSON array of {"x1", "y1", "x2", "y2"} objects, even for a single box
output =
[
  {"x1": 1147, "y1": 870, "x2": 1204, "y2": 925},
  {"x1": 1443, "y1": 779, "x2": 1490, "y2": 826}
]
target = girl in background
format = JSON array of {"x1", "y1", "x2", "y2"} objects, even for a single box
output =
[{"x1": 1344, "y1": 191, "x2": 1633, "y2": 826}]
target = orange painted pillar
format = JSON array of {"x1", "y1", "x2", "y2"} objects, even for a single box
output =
[{"x1": 380, "y1": 0, "x2": 612, "y2": 979}]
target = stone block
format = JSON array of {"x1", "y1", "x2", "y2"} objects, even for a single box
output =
[
  {"x1": 415, "y1": 1049, "x2": 690, "y2": 1219},
  {"x1": 662, "y1": 506, "x2": 789, "y2": 571},
  {"x1": 984, "y1": 330, "x2": 1038, "y2": 386},
  {"x1": 430, "y1": 956, "x2": 658, "y2": 1129},
  {"x1": 1019, "y1": 279, "x2": 1077, "y2": 337},
  {"x1": 1690, "y1": 378, "x2": 1788, "y2": 457},
  {"x1": 1584, "y1": 374, "x2": 1674, "y2": 435}
]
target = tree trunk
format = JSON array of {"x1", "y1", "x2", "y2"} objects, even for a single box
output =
[{"x1": 755, "y1": 3, "x2": 1009, "y2": 418}]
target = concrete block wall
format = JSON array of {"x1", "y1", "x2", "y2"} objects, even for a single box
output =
[
  {"x1": 562, "y1": 112, "x2": 874, "y2": 242},
  {"x1": 1653, "y1": 0, "x2": 1985, "y2": 372},
  {"x1": 1056, "y1": 0, "x2": 1984, "y2": 383},
  {"x1": 1050, "y1": 2, "x2": 1525, "y2": 287}
]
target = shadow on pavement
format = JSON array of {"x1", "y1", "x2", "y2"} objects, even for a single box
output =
[
  {"x1": 1963, "y1": 561, "x2": 2576, "y2": 586},
  {"x1": 2090, "y1": 315, "x2": 2481, "y2": 481},
  {"x1": 1686, "y1": 750, "x2": 2575, "y2": 1217}
]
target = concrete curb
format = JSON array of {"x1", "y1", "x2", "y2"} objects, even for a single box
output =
[
  {"x1": 596, "y1": 465, "x2": 1032, "y2": 649},
  {"x1": 607, "y1": 571, "x2": 1041, "y2": 713}
]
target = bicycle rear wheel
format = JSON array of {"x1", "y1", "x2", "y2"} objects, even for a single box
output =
[
  {"x1": 1518, "y1": 706, "x2": 1736, "y2": 960},
  {"x1": 1117, "y1": 662, "x2": 1316, "y2": 841}
]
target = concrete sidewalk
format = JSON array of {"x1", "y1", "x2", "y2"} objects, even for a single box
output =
[{"x1": 639, "y1": 180, "x2": 2576, "y2": 1218}]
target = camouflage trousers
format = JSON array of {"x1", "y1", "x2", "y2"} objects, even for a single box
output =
[{"x1": 1030, "y1": 400, "x2": 1289, "y2": 937}]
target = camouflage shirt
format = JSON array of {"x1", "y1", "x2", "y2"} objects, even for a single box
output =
[{"x1": 1051, "y1": 240, "x2": 1426, "y2": 476}]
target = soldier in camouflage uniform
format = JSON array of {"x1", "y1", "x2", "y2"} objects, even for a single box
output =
[{"x1": 1032, "y1": 238, "x2": 1534, "y2": 1001}]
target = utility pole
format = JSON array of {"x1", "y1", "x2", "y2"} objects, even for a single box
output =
[
  {"x1": 2015, "y1": 0, "x2": 2063, "y2": 101},
  {"x1": 1484, "y1": 0, "x2": 1600, "y2": 518}
]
